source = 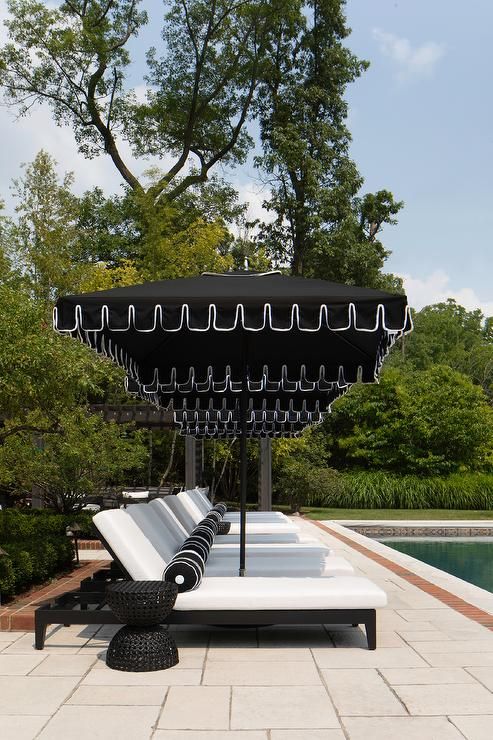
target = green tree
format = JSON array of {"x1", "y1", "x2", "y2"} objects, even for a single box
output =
[
  {"x1": 256, "y1": 0, "x2": 403, "y2": 285},
  {"x1": 0, "y1": 280, "x2": 123, "y2": 443},
  {"x1": 4, "y1": 151, "x2": 93, "y2": 303},
  {"x1": 393, "y1": 300, "x2": 493, "y2": 398},
  {"x1": 321, "y1": 366, "x2": 493, "y2": 475},
  {"x1": 0, "y1": 408, "x2": 147, "y2": 512},
  {"x1": 0, "y1": 1, "x2": 293, "y2": 205}
]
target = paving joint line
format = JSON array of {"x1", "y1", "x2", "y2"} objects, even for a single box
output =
[{"x1": 310, "y1": 645, "x2": 350, "y2": 739}]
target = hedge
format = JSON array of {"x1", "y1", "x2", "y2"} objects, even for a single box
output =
[{"x1": 0, "y1": 510, "x2": 91, "y2": 599}]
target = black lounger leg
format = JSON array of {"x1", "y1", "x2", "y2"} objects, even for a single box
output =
[
  {"x1": 35, "y1": 617, "x2": 47, "y2": 650},
  {"x1": 365, "y1": 611, "x2": 376, "y2": 650}
]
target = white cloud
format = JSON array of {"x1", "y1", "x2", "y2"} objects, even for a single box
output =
[
  {"x1": 373, "y1": 28, "x2": 445, "y2": 80},
  {"x1": 401, "y1": 270, "x2": 493, "y2": 317},
  {"x1": 234, "y1": 180, "x2": 273, "y2": 228},
  {"x1": 0, "y1": 101, "x2": 181, "y2": 212}
]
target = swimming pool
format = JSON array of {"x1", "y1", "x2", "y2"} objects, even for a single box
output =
[{"x1": 380, "y1": 538, "x2": 493, "y2": 594}]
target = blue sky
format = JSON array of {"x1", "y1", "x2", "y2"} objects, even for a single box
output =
[{"x1": 0, "y1": 1, "x2": 491, "y2": 314}]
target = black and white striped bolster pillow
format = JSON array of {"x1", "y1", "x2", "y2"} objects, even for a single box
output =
[
  {"x1": 182, "y1": 535, "x2": 210, "y2": 562},
  {"x1": 205, "y1": 509, "x2": 223, "y2": 524},
  {"x1": 196, "y1": 517, "x2": 219, "y2": 536},
  {"x1": 190, "y1": 527, "x2": 215, "y2": 547},
  {"x1": 163, "y1": 549, "x2": 205, "y2": 592},
  {"x1": 212, "y1": 503, "x2": 227, "y2": 517},
  {"x1": 190, "y1": 524, "x2": 215, "y2": 546}
]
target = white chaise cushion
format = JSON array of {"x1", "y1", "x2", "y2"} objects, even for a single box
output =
[
  {"x1": 175, "y1": 576, "x2": 387, "y2": 611},
  {"x1": 93, "y1": 509, "x2": 166, "y2": 580}
]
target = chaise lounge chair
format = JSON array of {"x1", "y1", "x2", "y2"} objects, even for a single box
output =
[
  {"x1": 124, "y1": 504, "x2": 355, "y2": 577},
  {"x1": 34, "y1": 507, "x2": 386, "y2": 650},
  {"x1": 152, "y1": 496, "x2": 329, "y2": 548},
  {"x1": 169, "y1": 491, "x2": 304, "y2": 540}
]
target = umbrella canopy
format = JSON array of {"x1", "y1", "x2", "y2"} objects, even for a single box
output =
[{"x1": 54, "y1": 270, "x2": 412, "y2": 574}]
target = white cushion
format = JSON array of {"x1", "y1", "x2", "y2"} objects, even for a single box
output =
[
  {"x1": 153, "y1": 498, "x2": 306, "y2": 543},
  {"x1": 180, "y1": 491, "x2": 293, "y2": 524},
  {"x1": 93, "y1": 510, "x2": 166, "y2": 580},
  {"x1": 191, "y1": 489, "x2": 290, "y2": 521},
  {"x1": 175, "y1": 576, "x2": 387, "y2": 611},
  {"x1": 126, "y1": 504, "x2": 179, "y2": 562},
  {"x1": 224, "y1": 521, "x2": 299, "y2": 534},
  {"x1": 150, "y1": 499, "x2": 190, "y2": 540},
  {"x1": 214, "y1": 533, "x2": 316, "y2": 544},
  {"x1": 211, "y1": 543, "x2": 330, "y2": 557},
  {"x1": 204, "y1": 555, "x2": 353, "y2": 577}
]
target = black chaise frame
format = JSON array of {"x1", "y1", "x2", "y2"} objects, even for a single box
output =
[
  {"x1": 34, "y1": 529, "x2": 377, "y2": 651},
  {"x1": 34, "y1": 588, "x2": 376, "y2": 651}
]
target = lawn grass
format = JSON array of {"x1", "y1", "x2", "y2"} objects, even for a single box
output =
[{"x1": 301, "y1": 508, "x2": 493, "y2": 520}]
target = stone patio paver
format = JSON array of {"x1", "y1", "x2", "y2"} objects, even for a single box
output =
[
  {"x1": 341, "y1": 716, "x2": 465, "y2": 740},
  {"x1": 1, "y1": 631, "x2": 90, "y2": 654},
  {"x1": 409, "y1": 639, "x2": 493, "y2": 653},
  {"x1": 153, "y1": 733, "x2": 268, "y2": 740},
  {"x1": 464, "y1": 666, "x2": 493, "y2": 691},
  {"x1": 380, "y1": 666, "x2": 477, "y2": 684},
  {"x1": 203, "y1": 659, "x2": 321, "y2": 685},
  {"x1": 0, "y1": 675, "x2": 80, "y2": 714},
  {"x1": 449, "y1": 715, "x2": 493, "y2": 740},
  {"x1": 393, "y1": 682, "x2": 493, "y2": 715},
  {"x1": 68, "y1": 685, "x2": 166, "y2": 705},
  {"x1": 231, "y1": 686, "x2": 340, "y2": 729},
  {"x1": 312, "y1": 646, "x2": 428, "y2": 669},
  {"x1": 421, "y1": 651, "x2": 493, "y2": 667},
  {"x1": 0, "y1": 652, "x2": 46, "y2": 675},
  {"x1": 30, "y1": 654, "x2": 97, "y2": 676},
  {"x1": 0, "y1": 715, "x2": 50, "y2": 740},
  {"x1": 270, "y1": 731, "x2": 345, "y2": 740},
  {"x1": 82, "y1": 665, "x2": 202, "y2": 686},
  {"x1": 322, "y1": 668, "x2": 406, "y2": 716},
  {"x1": 207, "y1": 647, "x2": 313, "y2": 661},
  {"x1": 397, "y1": 629, "x2": 452, "y2": 642},
  {"x1": 158, "y1": 686, "x2": 230, "y2": 730},
  {"x1": 397, "y1": 608, "x2": 476, "y2": 624},
  {"x1": 38, "y1": 704, "x2": 160, "y2": 740}
]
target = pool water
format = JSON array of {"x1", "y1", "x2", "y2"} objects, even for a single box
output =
[{"x1": 380, "y1": 538, "x2": 493, "y2": 594}]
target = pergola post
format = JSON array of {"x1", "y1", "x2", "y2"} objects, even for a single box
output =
[{"x1": 258, "y1": 437, "x2": 272, "y2": 511}]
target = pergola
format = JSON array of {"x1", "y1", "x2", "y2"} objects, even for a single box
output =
[{"x1": 89, "y1": 404, "x2": 272, "y2": 509}]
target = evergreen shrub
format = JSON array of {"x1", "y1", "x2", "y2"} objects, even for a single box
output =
[{"x1": 0, "y1": 510, "x2": 87, "y2": 599}]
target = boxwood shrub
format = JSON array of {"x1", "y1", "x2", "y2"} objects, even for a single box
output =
[{"x1": 0, "y1": 510, "x2": 87, "y2": 599}]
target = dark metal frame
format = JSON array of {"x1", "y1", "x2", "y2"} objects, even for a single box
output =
[
  {"x1": 34, "y1": 589, "x2": 376, "y2": 651},
  {"x1": 36, "y1": 514, "x2": 378, "y2": 653}
]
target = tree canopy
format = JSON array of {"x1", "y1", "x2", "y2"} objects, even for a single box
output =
[{"x1": 0, "y1": 1, "x2": 404, "y2": 286}]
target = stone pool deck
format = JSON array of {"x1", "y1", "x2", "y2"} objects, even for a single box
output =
[{"x1": 2, "y1": 518, "x2": 493, "y2": 739}]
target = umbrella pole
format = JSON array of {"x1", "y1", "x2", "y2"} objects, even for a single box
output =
[{"x1": 239, "y1": 334, "x2": 248, "y2": 577}]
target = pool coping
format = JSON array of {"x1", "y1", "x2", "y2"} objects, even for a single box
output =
[
  {"x1": 328, "y1": 520, "x2": 493, "y2": 538},
  {"x1": 314, "y1": 520, "x2": 493, "y2": 631}
]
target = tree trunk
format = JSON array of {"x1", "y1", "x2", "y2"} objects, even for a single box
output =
[{"x1": 157, "y1": 430, "x2": 178, "y2": 491}]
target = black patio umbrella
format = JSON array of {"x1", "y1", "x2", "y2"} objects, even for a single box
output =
[{"x1": 54, "y1": 270, "x2": 412, "y2": 574}]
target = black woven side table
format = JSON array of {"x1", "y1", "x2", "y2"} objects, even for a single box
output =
[
  {"x1": 105, "y1": 581, "x2": 179, "y2": 672},
  {"x1": 217, "y1": 521, "x2": 231, "y2": 535}
]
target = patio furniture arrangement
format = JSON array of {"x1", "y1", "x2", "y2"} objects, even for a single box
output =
[
  {"x1": 105, "y1": 581, "x2": 179, "y2": 672},
  {"x1": 44, "y1": 272, "x2": 410, "y2": 660},
  {"x1": 54, "y1": 270, "x2": 412, "y2": 576},
  {"x1": 34, "y1": 493, "x2": 387, "y2": 653}
]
